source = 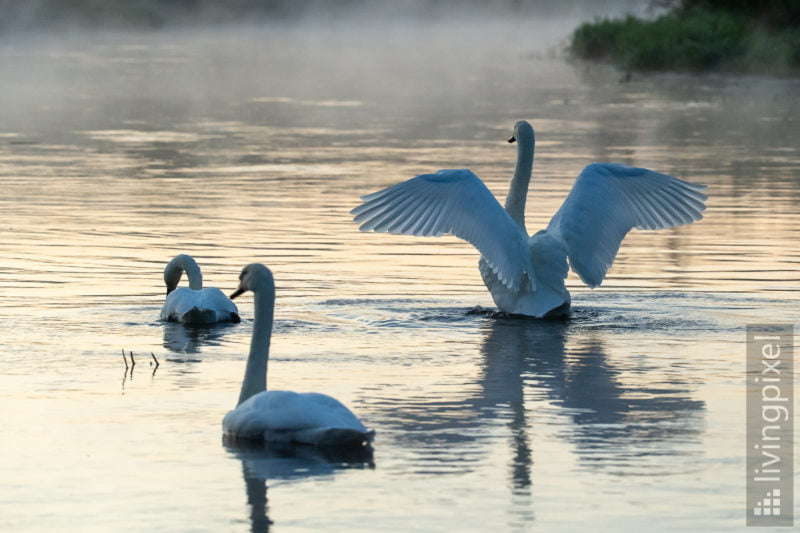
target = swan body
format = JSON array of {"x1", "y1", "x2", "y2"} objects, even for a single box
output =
[
  {"x1": 352, "y1": 121, "x2": 707, "y2": 318},
  {"x1": 222, "y1": 263, "x2": 373, "y2": 447},
  {"x1": 160, "y1": 254, "x2": 240, "y2": 324},
  {"x1": 224, "y1": 390, "x2": 372, "y2": 447}
]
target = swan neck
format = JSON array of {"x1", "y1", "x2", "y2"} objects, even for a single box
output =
[
  {"x1": 175, "y1": 255, "x2": 203, "y2": 290},
  {"x1": 236, "y1": 287, "x2": 273, "y2": 406},
  {"x1": 504, "y1": 134, "x2": 534, "y2": 231}
]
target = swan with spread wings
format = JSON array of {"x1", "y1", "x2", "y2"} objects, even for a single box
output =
[{"x1": 351, "y1": 121, "x2": 707, "y2": 318}]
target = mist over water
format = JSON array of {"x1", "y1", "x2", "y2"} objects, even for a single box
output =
[
  {"x1": 0, "y1": 7, "x2": 799, "y2": 532},
  {"x1": 0, "y1": 0, "x2": 647, "y2": 33}
]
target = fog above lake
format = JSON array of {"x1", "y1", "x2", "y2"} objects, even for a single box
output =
[
  {"x1": 1, "y1": 3, "x2": 797, "y2": 150},
  {"x1": 0, "y1": 0, "x2": 648, "y2": 34}
]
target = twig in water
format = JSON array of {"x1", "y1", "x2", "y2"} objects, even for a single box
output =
[
  {"x1": 150, "y1": 352, "x2": 160, "y2": 378},
  {"x1": 121, "y1": 348, "x2": 129, "y2": 370},
  {"x1": 129, "y1": 350, "x2": 136, "y2": 367}
]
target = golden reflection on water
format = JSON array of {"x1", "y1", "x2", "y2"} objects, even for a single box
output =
[{"x1": 0, "y1": 24, "x2": 799, "y2": 532}]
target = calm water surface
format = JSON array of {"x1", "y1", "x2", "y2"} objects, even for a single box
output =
[{"x1": 0, "y1": 19, "x2": 799, "y2": 532}]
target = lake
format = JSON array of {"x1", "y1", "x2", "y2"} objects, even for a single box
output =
[{"x1": 0, "y1": 17, "x2": 798, "y2": 532}]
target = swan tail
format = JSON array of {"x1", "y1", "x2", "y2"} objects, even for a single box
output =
[
  {"x1": 180, "y1": 307, "x2": 220, "y2": 325},
  {"x1": 291, "y1": 427, "x2": 375, "y2": 447}
]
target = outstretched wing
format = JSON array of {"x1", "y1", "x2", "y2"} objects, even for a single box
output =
[
  {"x1": 547, "y1": 163, "x2": 707, "y2": 288},
  {"x1": 352, "y1": 169, "x2": 533, "y2": 291}
]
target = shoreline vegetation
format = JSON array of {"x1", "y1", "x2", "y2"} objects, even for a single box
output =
[{"x1": 569, "y1": 0, "x2": 800, "y2": 76}]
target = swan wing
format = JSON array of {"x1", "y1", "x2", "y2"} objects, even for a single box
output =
[
  {"x1": 547, "y1": 163, "x2": 707, "y2": 288},
  {"x1": 197, "y1": 287, "x2": 240, "y2": 322},
  {"x1": 352, "y1": 169, "x2": 533, "y2": 291},
  {"x1": 160, "y1": 287, "x2": 197, "y2": 321}
]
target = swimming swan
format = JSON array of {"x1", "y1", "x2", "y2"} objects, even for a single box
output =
[
  {"x1": 352, "y1": 120, "x2": 707, "y2": 318},
  {"x1": 222, "y1": 263, "x2": 374, "y2": 447},
  {"x1": 160, "y1": 254, "x2": 240, "y2": 324}
]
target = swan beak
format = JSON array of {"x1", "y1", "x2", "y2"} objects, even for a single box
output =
[
  {"x1": 230, "y1": 285, "x2": 245, "y2": 300},
  {"x1": 508, "y1": 135, "x2": 516, "y2": 144}
]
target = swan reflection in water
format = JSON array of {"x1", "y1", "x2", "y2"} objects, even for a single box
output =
[
  {"x1": 376, "y1": 311, "x2": 705, "y2": 498},
  {"x1": 159, "y1": 322, "x2": 240, "y2": 390},
  {"x1": 161, "y1": 321, "x2": 237, "y2": 356},
  {"x1": 223, "y1": 437, "x2": 374, "y2": 532},
  {"x1": 477, "y1": 315, "x2": 705, "y2": 488}
]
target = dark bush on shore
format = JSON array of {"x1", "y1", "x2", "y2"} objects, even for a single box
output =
[{"x1": 569, "y1": 0, "x2": 800, "y2": 75}]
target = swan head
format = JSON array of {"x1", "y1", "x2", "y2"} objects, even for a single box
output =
[
  {"x1": 164, "y1": 254, "x2": 204, "y2": 293},
  {"x1": 508, "y1": 120, "x2": 534, "y2": 145},
  {"x1": 230, "y1": 263, "x2": 275, "y2": 300},
  {"x1": 163, "y1": 255, "x2": 188, "y2": 295}
]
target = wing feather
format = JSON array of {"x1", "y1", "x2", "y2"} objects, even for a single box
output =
[
  {"x1": 352, "y1": 169, "x2": 533, "y2": 291},
  {"x1": 547, "y1": 163, "x2": 707, "y2": 288},
  {"x1": 407, "y1": 195, "x2": 438, "y2": 235}
]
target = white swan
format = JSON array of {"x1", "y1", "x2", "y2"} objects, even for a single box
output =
[
  {"x1": 223, "y1": 263, "x2": 374, "y2": 447},
  {"x1": 352, "y1": 120, "x2": 707, "y2": 318},
  {"x1": 160, "y1": 254, "x2": 240, "y2": 324}
]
